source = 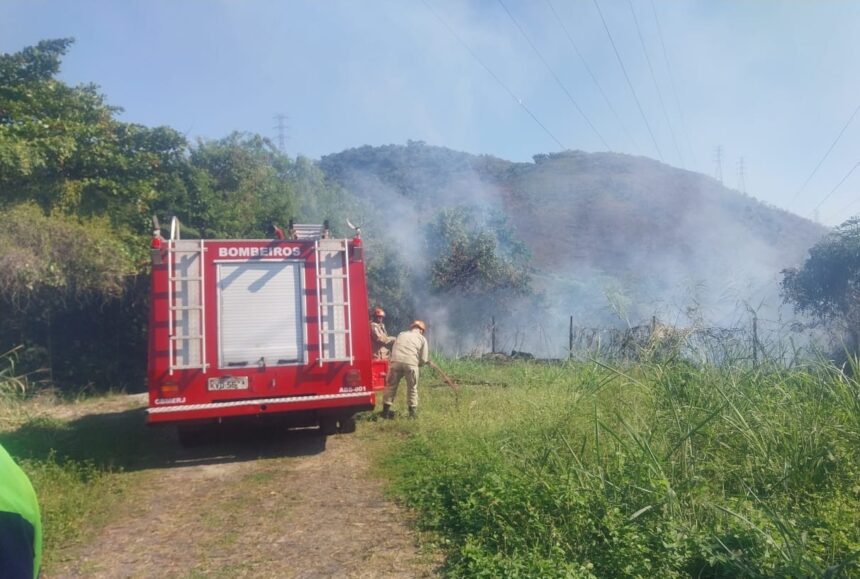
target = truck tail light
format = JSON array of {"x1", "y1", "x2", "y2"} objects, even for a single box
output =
[
  {"x1": 351, "y1": 235, "x2": 363, "y2": 262},
  {"x1": 150, "y1": 231, "x2": 165, "y2": 265},
  {"x1": 345, "y1": 369, "x2": 362, "y2": 388}
]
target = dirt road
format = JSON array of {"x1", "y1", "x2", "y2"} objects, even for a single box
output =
[{"x1": 46, "y1": 396, "x2": 440, "y2": 578}]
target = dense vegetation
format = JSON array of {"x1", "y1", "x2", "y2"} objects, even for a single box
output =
[
  {"x1": 1, "y1": 39, "x2": 537, "y2": 388},
  {"x1": 782, "y1": 217, "x2": 860, "y2": 351},
  {"x1": 379, "y1": 358, "x2": 860, "y2": 577}
]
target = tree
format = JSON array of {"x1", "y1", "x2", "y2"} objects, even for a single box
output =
[
  {"x1": 0, "y1": 39, "x2": 188, "y2": 388},
  {"x1": 417, "y1": 206, "x2": 533, "y2": 350},
  {"x1": 425, "y1": 206, "x2": 531, "y2": 296},
  {"x1": 365, "y1": 243, "x2": 415, "y2": 331},
  {"x1": 0, "y1": 38, "x2": 188, "y2": 232},
  {"x1": 782, "y1": 217, "x2": 860, "y2": 348},
  {"x1": 0, "y1": 204, "x2": 141, "y2": 386},
  {"x1": 158, "y1": 133, "x2": 296, "y2": 238}
]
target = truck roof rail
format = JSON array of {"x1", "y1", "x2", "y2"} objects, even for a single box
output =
[{"x1": 290, "y1": 223, "x2": 330, "y2": 240}]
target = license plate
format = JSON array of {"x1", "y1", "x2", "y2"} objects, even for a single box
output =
[{"x1": 207, "y1": 376, "x2": 249, "y2": 391}]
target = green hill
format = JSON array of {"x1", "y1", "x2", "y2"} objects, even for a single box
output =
[{"x1": 321, "y1": 142, "x2": 825, "y2": 330}]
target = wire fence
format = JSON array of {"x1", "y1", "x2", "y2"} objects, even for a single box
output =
[{"x1": 476, "y1": 313, "x2": 829, "y2": 367}]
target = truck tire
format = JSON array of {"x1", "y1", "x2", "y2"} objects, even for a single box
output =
[
  {"x1": 338, "y1": 415, "x2": 357, "y2": 434},
  {"x1": 319, "y1": 416, "x2": 338, "y2": 436}
]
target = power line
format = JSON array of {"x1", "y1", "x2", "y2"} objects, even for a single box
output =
[
  {"x1": 789, "y1": 100, "x2": 860, "y2": 208},
  {"x1": 420, "y1": 0, "x2": 565, "y2": 150},
  {"x1": 627, "y1": 0, "x2": 682, "y2": 167},
  {"x1": 737, "y1": 156, "x2": 746, "y2": 194},
  {"x1": 544, "y1": 0, "x2": 638, "y2": 152},
  {"x1": 826, "y1": 191, "x2": 860, "y2": 224},
  {"x1": 649, "y1": 0, "x2": 696, "y2": 169},
  {"x1": 809, "y1": 160, "x2": 860, "y2": 218},
  {"x1": 496, "y1": 0, "x2": 610, "y2": 150},
  {"x1": 591, "y1": 0, "x2": 663, "y2": 161}
]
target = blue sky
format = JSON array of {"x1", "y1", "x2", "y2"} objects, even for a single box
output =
[{"x1": 3, "y1": 0, "x2": 860, "y2": 225}]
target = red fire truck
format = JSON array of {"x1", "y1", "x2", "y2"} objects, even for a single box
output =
[{"x1": 146, "y1": 218, "x2": 386, "y2": 444}]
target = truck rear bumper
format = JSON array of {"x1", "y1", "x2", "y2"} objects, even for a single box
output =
[{"x1": 146, "y1": 391, "x2": 375, "y2": 424}]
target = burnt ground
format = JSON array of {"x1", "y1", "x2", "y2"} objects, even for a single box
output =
[{"x1": 41, "y1": 395, "x2": 441, "y2": 578}]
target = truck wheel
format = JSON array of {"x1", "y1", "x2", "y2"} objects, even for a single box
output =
[
  {"x1": 319, "y1": 416, "x2": 338, "y2": 436},
  {"x1": 338, "y1": 415, "x2": 357, "y2": 434}
]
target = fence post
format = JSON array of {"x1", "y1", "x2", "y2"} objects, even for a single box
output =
[
  {"x1": 752, "y1": 312, "x2": 759, "y2": 367},
  {"x1": 491, "y1": 316, "x2": 496, "y2": 354},
  {"x1": 569, "y1": 315, "x2": 574, "y2": 360}
]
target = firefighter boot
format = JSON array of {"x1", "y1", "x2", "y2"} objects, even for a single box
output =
[
  {"x1": 381, "y1": 403, "x2": 394, "y2": 419},
  {"x1": 408, "y1": 406, "x2": 418, "y2": 419}
]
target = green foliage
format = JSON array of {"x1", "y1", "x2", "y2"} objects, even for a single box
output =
[
  {"x1": 0, "y1": 403, "x2": 149, "y2": 573},
  {"x1": 319, "y1": 141, "x2": 484, "y2": 201},
  {"x1": 782, "y1": 218, "x2": 860, "y2": 340},
  {"x1": 377, "y1": 359, "x2": 860, "y2": 577},
  {"x1": 0, "y1": 203, "x2": 136, "y2": 315},
  {"x1": 426, "y1": 205, "x2": 530, "y2": 296},
  {"x1": 290, "y1": 155, "x2": 363, "y2": 233},
  {"x1": 160, "y1": 132, "x2": 294, "y2": 238},
  {"x1": 365, "y1": 243, "x2": 416, "y2": 331},
  {"x1": 0, "y1": 39, "x2": 188, "y2": 232},
  {"x1": 19, "y1": 450, "x2": 123, "y2": 560}
]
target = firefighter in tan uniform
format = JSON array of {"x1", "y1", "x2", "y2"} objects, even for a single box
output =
[
  {"x1": 370, "y1": 307, "x2": 396, "y2": 360},
  {"x1": 381, "y1": 320, "x2": 428, "y2": 419}
]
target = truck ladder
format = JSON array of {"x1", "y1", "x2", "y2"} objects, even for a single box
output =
[
  {"x1": 315, "y1": 238, "x2": 353, "y2": 365},
  {"x1": 167, "y1": 218, "x2": 208, "y2": 374}
]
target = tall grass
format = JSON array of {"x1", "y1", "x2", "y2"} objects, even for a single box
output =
[
  {"x1": 0, "y1": 346, "x2": 30, "y2": 397},
  {"x1": 377, "y1": 358, "x2": 860, "y2": 577}
]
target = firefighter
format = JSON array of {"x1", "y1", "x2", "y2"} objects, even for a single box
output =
[
  {"x1": 370, "y1": 307, "x2": 396, "y2": 360},
  {"x1": 382, "y1": 320, "x2": 428, "y2": 419},
  {"x1": 0, "y1": 444, "x2": 42, "y2": 579}
]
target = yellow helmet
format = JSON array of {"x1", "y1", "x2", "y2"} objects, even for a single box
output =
[{"x1": 410, "y1": 320, "x2": 426, "y2": 332}]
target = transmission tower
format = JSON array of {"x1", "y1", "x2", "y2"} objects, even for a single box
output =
[
  {"x1": 714, "y1": 146, "x2": 723, "y2": 184},
  {"x1": 273, "y1": 113, "x2": 288, "y2": 153},
  {"x1": 737, "y1": 156, "x2": 746, "y2": 194}
]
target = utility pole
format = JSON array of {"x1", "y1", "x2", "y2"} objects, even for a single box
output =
[
  {"x1": 737, "y1": 156, "x2": 746, "y2": 194},
  {"x1": 273, "y1": 113, "x2": 288, "y2": 153},
  {"x1": 714, "y1": 146, "x2": 723, "y2": 184}
]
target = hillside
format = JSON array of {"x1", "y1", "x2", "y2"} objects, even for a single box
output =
[{"x1": 321, "y1": 143, "x2": 826, "y2": 329}]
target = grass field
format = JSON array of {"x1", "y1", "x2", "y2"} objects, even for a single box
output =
[
  {"x1": 375, "y1": 358, "x2": 860, "y2": 577},
  {"x1": 0, "y1": 348, "x2": 149, "y2": 573},
  {"x1": 2, "y1": 351, "x2": 858, "y2": 577}
]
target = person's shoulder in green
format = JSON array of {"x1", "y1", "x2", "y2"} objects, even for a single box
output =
[{"x1": 0, "y1": 443, "x2": 42, "y2": 579}]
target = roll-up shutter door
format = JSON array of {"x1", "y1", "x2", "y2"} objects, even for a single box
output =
[{"x1": 217, "y1": 261, "x2": 304, "y2": 367}]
